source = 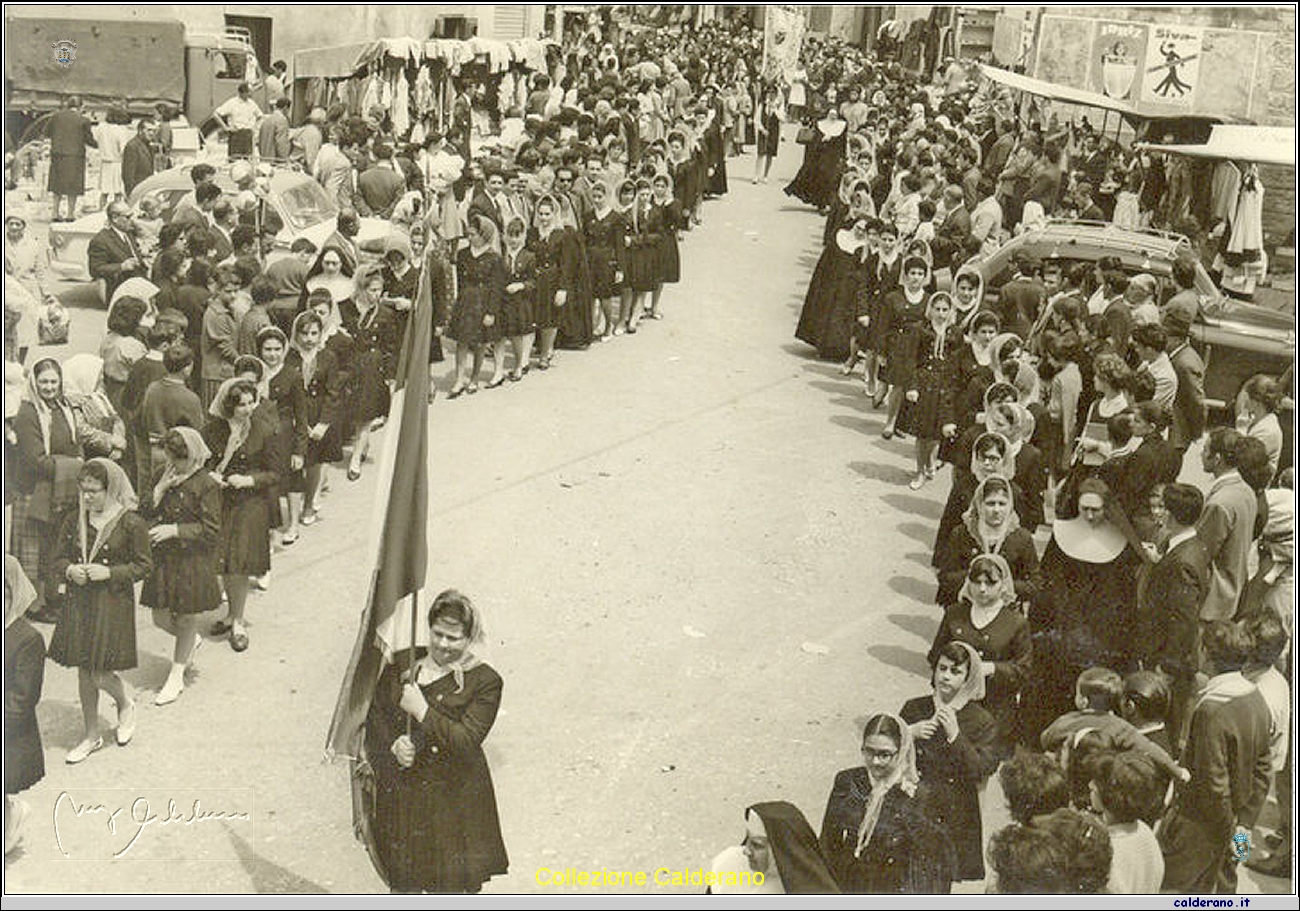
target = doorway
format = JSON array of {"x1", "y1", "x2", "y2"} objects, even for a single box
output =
[{"x1": 224, "y1": 14, "x2": 273, "y2": 72}]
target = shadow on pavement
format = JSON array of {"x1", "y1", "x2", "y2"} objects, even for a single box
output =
[
  {"x1": 887, "y1": 612, "x2": 940, "y2": 644},
  {"x1": 880, "y1": 493, "x2": 944, "y2": 521},
  {"x1": 866, "y1": 643, "x2": 930, "y2": 678},
  {"x1": 897, "y1": 521, "x2": 937, "y2": 548},
  {"x1": 830, "y1": 414, "x2": 873, "y2": 435},
  {"x1": 902, "y1": 550, "x2": 933, "y2": 568},
  {"x1": 223, "y1": 823, "x2": 330, "y2": 894},
  {"x1": 887, "y1": 575, "x2": 934, "y2": 604},
  {"x1": 35, "y1": 698, "x2": 90, "y2": 750},
  {"x1": 848, "y1": 460, "x2": 902, "y2": 483}
]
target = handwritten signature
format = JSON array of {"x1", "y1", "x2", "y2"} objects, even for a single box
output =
[{"x1": 54, "y1": 791, "x2": 251, "y2": 859}]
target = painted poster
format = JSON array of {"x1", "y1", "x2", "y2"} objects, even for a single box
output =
[
  {"x1": 1091, "y1": 20, "x2": 1148, "y2": 101},
  {"x1": 1142, "y1": 25, "x2": 1203, "y2": 106},
  {"x1": 1035, "y1": 16, "x2": 1093, "y2": 89}
]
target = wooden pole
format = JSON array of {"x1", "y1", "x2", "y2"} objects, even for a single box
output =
[{"x1": 405, "y1": 590, "x2": 418, "y2": 737}]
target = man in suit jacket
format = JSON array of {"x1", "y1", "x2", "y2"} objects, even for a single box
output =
[
  {"x1": 934, "y1": 184, "x2": 971, "y2": 269},
  {"x1": 997, "y1": 253, "x2": 1044, "y2": 340},
  {"x1": 356, "y1": 142, "x2": 406, "y2": 219},
  {"x1": 1196, "y1": 429, "x2": 1257, "y2": 621},
  {"x1": 1138, "y1": 484, "x2": 1212, "y2": 749},
  {"x1": 87, "y1": 201, "x2": 146, "y2": 301},
  {"x1": 1160, "y1": 621, "x2": 1273, "y2": 894},
  {"x1": 1165, "y1": 311, "x2": 1207, "y2": 452},
  {"x1": 121, "y1": 119, "x2": 156, "y2": 199}
]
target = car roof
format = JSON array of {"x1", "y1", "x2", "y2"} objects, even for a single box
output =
[{"x1": 977, "y1": 220, "x2": 1195, "y2": 276}]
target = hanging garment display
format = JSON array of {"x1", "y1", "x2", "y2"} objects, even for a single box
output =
[
  {"x1": 1226, "y1": 164, "x2": 1264, "y2": 262},
  {"x1": 392, "y1": 69, "x2": 411, "y2": 137}
]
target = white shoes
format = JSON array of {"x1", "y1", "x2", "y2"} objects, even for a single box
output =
[
  {"x1": 909, "y1": 473, "x2": 926, "y2": 491},
  {"x1": 155, "y1": 672, "x2": 184, "y2": 706},
  {"x1": 66, "y1": 736, "x2": 104, "y2": 764}
]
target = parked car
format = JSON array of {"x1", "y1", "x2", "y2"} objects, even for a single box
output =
[
  {"x1": 47, "y1": 162, "x2": 400, "y2": 297},
  {"x1": 956, "y1": 220, "x2": 1295, "y2": 411}
]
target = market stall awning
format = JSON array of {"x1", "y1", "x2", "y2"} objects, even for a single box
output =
[
  {"x1": 293, "y1": 37, "x2": 424, "y2": 79},
  {"x1": 978, "y1": 64, "x2": 1139, "y2": 120},
  {"x1": 1134, "y1": 124, "x2": 1295, "y2": 167}
]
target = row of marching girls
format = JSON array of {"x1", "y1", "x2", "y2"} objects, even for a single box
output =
[
  {"x1": 442, "y1": 170, "x2": 684, "y2": 395},
  {"x1": 4, "y1": 349, "x2": 301, "y2": 764}
]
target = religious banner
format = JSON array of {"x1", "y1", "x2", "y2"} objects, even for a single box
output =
[
  {"x1": 1141, "y1": 25, "x2": 1203, "y2": 107},
  {"x1": 762, "y1": 5, "x2": 805, "y2": 84},
  {"x1": 1091, "y1": 20, "x2": 1148, "y2": 102}
]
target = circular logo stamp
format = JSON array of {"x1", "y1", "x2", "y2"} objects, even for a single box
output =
[{"x1": 52, "y1": 39, "x2": 78, "y2": 68}]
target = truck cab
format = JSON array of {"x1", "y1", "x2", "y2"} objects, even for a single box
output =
[{"x1": 184, "y1": 27, "x2": 267, "y2": 136}]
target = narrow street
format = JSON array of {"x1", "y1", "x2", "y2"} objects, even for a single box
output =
[{"x1": 5, "y1": 133, "x2": 1285, "y2": 896}]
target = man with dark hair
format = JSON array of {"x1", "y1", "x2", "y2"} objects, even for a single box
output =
[
  {"x1": 1131, "y1": 322, "x2": 1176, "y2": 411},
  {"x1": 1242, "y1": 609, "x2": 1292, "y2": 878},
  {"x1": 1138, "y1": 482, "x2": 1210, "y2": 747},
  {"x1": 236, "y1": 275, "x2": 277, "y2": 355},
  {"x1": 121, "y1": 119, "x2": 156, "y2": 197},
  {"x1": 999, "y1": 747, "x2": 1070, "y2": 826},
  {"x1": 1196, "y1": 428, "x2": 1258, "y2": 620},
  {"x1": 141, "y1": 342, "x2": 204, "y2": 481},
  {"x1": 258, "y1": 97, "x2": 292, "y2": 161},
  {"x1": 214, "y1": 82, "x2": 263, "y2": 158},
  {"x1": 209, "y1": 199, "x2": 237, "y2": 262},
  {"x1": 1164, "y1": 257, "x2": 1200, "y2": 325},
  {"x1": 1159, "y1": 621, "x2": 1272, "y2": 893},
  {"x1": 357, "y1": 141, "x2": 406, "y2": 218},
  {"x1": 1164, "y1": 311, "x2": 1206, "y2": 452},
  {"x1": 998, "y1": 253, "x2": 1043, "y2": 339}
]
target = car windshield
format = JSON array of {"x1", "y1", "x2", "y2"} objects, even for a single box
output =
[{"x1": 275, "y1": 176, "x2": 338, "y2": 230}]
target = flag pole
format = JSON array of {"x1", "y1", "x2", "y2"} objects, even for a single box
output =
[
  {"x1": 406, "y1": 590, "x2": 418, "y2": 737},
  {"x1": 758, "y1": 5, "x2": 769, "y2": 169}
]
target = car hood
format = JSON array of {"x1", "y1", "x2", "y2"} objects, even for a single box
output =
[
  {"x1": 49, "y1": 212, "x2": 107, "y2": 238},
  {"x1": 283, "y1": 216, "x2": 396, "y2": 253},
  {"x1": 1203, "y1": 298, "x2": 1296, "y2": 334}
]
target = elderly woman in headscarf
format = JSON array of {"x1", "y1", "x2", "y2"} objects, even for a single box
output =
[
  {"x1": 708, "y1": 801, "x2": 840, "y2": 894},
  {"x1": 61, "y1": 354, "x2": 127, "y2": 461},
  {"x1": 47, "y1": 458, "x2": 152, "y2": 764},
  {"x1": 10, "y1": 357, "x2": 83, "y2": 620},
  {"x1": 900, "y1": 640, "x2": 1001, "y2": 883},
  {"x1": 362, "y1": 589, "x2": 508, "y2": 894},
  {"x1": 5, "y1": 555, "x2": 45, "y2": 853},
  {"x1": 928, "y1": 553, "x2": 1032, "y2": 750},
  {"x1": 203, "y1": 377, "x2": 282, "y2": 654},
  {"x1": 140, "y1": 427, "x2": 221, "y2": 706},
  {"x1": 1026, "y1": 477, "x2": 1148, "y2": 744},
  {"x1": 819, "y1": 712, "x2": 955, "y2": 893},
  {"x1": 936, "y1": 475, "x2": 1041, "y2": 610}
]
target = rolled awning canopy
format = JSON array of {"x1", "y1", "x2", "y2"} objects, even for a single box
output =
[
  {"x1": 1134, "y1": 124, "x2": 1296, "y2": 167},
  {"x1": 978, "y1": 63, "x2": 1140, "y2": 120}
]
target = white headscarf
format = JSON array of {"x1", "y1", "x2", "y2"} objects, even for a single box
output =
[
  {"x1": 78, "y1": 457, "x2": 138, "y2": 565},
  {"x1": 855, "y1": 713, "x2": 919, "y2": 857},
  {"x1": 152, "y1": 425, "x2": 212, "y2": 507}
]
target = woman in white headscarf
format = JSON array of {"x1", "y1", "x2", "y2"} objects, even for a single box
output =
[
  {"x1": 362, "y1": 589, "x2": 508, "y2": 893},
  {"x1": 10, "y1": 357, "x2": 82, "y2": 619},
  {"x1": 928, "y1": 553, "x2": 1032, "y2": 750},
  {"x1": 900, "y1": 640, "x2": 1001, "y2": 882},
  {"x1": 936, "y1": 475, "x2": 1041, "y2": 610},
  {"x1": 140, "y1": 426, "x2": 222, "y2": 705},
  {"x1": 47, "y1": 458, "x2": 152, "y2": 763},
  {"x1": 819, "y1": 712, "x2": 954, "y2": 893},
  {"x1": 61, "y1": 353, "x2": 127, "y2": 460}
]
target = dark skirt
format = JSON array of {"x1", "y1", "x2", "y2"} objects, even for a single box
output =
[
  {"x1": 141, "y1": 544, "x2": 222, "y2": 615},
  {"x1": 897, "y1": 365, "x2": 946, "y2": 440},
  {"x1": 447, "y1": 285, "x2": 498, "y2": 347},
  {"x1": 625, "y1": 242, "x2": 659, "y2": 294},
  {"x1": 48, "y1": 153, "x2": 86, "y2": 196},
  {"x1": 586, "y1": 245, "x2": 622, "y2": 299},
  {"x1": 306, "y1": 425, "x2": 344, "y2": 466},
  {"x1": 348, "y1": 351, "x2": 393, "y2": 425},
  {"x1": 657, "y1": 229, "x2": 680, "y2": 284},
  {"x1": 496, "y1": 289, "x2": 534, "y2": 337},
  {"x1": 48, "y1": 586, "x2": 138, "y2": 672},
  {"x1": 217, "y1": 491, "x2": 272, "y2": 575}
]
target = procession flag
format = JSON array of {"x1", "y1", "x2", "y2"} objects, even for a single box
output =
[
  {"x1": 325, "y1": 252, "x2": 434, "y2": 763},
  {"x1": 762, "y1": 5, "x2": 805, "y2": 84}
]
